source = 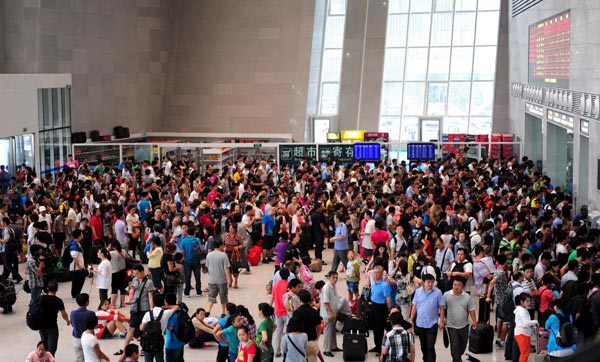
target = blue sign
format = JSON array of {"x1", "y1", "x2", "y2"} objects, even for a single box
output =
[
  {"x1": 407, "y1": 143, "x2": 436, "y2": 160},
  {"x1": 353, "y1": 143, "x2": 381, "y2": 161}
]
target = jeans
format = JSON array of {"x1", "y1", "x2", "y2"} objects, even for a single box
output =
[
  {"x1": 228, "y1": 351, "x2": 237, "y2": 362},
  {"x1": 274, "y1": 315, "x2": 289, "y2": 354},
  {"x1": 144, "y1": 349, "x2": 165, "y2": 362},
  {"x1": 447, "y1": 325, "x2": 470, "y2": 362},
  {"x1": 330, "y1": 249, "x2": 348, "y2": 273},
  {"x1": 165, "y1": 347, "x2": 184, "y2": 362},
  {"x1": 2, "y1": 251, "x2": 21, "y2": 281},
  {"x1": 40, "y1": 327, "x2": 59, "y2": 356},
  {"x1": 30, "y1": 287, "x2": 42, "y2": 308},
  {"x1": 415, "y1": 324, "x2": 438, "y2": 362},
  {"x1": 71, "y1": 269, "x2": 87, "y2": 298},
  {"x1": 149, "y1": 267, "x2": 163, "y2": 290},
  {"x1": 183, "y1": 262, "x2": 201, "y2": 296}
]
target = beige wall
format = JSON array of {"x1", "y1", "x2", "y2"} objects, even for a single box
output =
[{"x1": 161, "y1": 0, "x2": 316, "y2": 141}]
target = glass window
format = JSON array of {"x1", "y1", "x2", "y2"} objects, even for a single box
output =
[
  {"x1": 324, "y1": 16, "x2": 345, "y2": 49},
  {"x1": 444, "y1": 116, "x2": 470, "y2": 133},
  {"x1": 380, "y1": 117, "x2": 401, "y2": 140},
  {"x1": 60, "y1": 88, "x2": 66, "y2": 127},
  {"x1": 478, "y1": 0, "x2": 500, "y2": 11},
  {"x1": 473, "y1": 46, "x2": 497, "y2": 80},
  {"x1": 319, "y1": 83, "x2": 340, "y2": 115},
  {"x1": 431, "y1": 13, "x2": 453, "y2": 46},
  {"x1": 389, "y1": 0, "x2": 409, "y2": 14},
  {"x1": 448, "y1": 82, "x2": 471, "y2": 115},
  {"x1": 400, "y1": 117, "x2": 419, "y2": 140},
  {"x1": 321, "y1": 49, "x2": 343, "y2": 82},
  {"x1": 407, "y1": 14, "x2": 431, "y2": 47},
  {"x1": 469, "y1": 117, "x2": 492, "y2": 134},
  {"x1": 428, "y1": 83, "x2": 448, "y2": 115},
  {"x1": 428, "y1": 47, "x2": 450, "y2": 81},
  {"x1": 455, "y1": 0, "x2": 477, "y2": 11},
  {"x1": 383, "y1": 48, "x2": 406, "y2": 81},
  {"x1": 450, "y1": 47, "x2": 473, "y2": 80},
  {"x1": 452, "y1": 12, "x2": 476, "y2": 46},
  {"x1": 381, "y1": 82, "x2": 403, "y2": 116},
  {"x1": 470, "y1": 81, "x2": 494, "y2": 116},
  {"x1": 386, "y1": 14, "x2": 408, "y2": 47},
  {"x1": 434, "y1": 0, "x2": 454, "y2": 12},
  {"x1": 410, "y1": 0, "x2": 432, "y2": 13},
  {"x1": 476, "y1": 11, "x2": 500, "y2": 45},
  {"x1": 41, "y1": 89, "x2": 50, "y2": 130},
  {"x1": 51, "y1": 88, "x2": 59, "y2": 128},
  {"x1": 329, "y1": 0, "x2": 346, "y2": 15},
  {"x1": 402, "y1": 82, "x2": 426, "y2": 115},
  {"x1": 405, "y1": 48, "x2": 428, "y2": 81}
]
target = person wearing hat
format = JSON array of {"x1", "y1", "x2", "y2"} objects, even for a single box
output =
[
  {"x1": 444, "y1": 276, "x2": 477, "y2": 362},
  {"x1": 38, "y1": 205, "x2": 52, "y2": 228},
  {"x1": 381, "y1": 311, "x2": 415, "y2": 362}
]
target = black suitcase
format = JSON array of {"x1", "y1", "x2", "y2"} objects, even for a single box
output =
[
  {"x1": 343, "y1": 316, "x2": 369, "y2": 336},
  {"x1": 123, "y1": 127, "x2": 130, "y2": 138},
  {"x1": 90, "y1": 130, "x2": 100, "y2": 142},
  {"x1": 468, "y1": 323, "x2": 494, "y2": 354},
  {"x1": 113, "y1": 126, "x2": 125, "y2": 139},
  {"x1": 343, "y1": 331, "x2": 367, "y2": 361}
]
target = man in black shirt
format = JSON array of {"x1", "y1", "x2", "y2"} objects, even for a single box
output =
[
  {"x1": 293, "y1": 289, "x2": 323, "y2": 362},
  {"x1": 39, "y1": 281, "x2": 70, "y2": 357},
  {"x1": 311, "y1": 203, "x2": 327, "y2": 263}
]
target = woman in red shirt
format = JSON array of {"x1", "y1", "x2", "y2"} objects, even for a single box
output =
[
  {"x1": 223, "y1": 222, "x2": 244, "y2": 289},
  {"x1": 90, "y1": 207, "x2": 104, "y2": 245}
]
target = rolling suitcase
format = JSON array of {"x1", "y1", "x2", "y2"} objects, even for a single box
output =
[
  {"x1": 468, "y1": 323, "x2": 494, "y2": 354},
  {"x1": 343, "y1": 331, "x2": 367, "y2": 361},
  {"x1": 247, "y1": 245, "x2": 262, "y2": 266},
  {"x1": 536, "y1": 327, "x2": 549, "y2": 353},
  {"x1": 114, "y1": 126, "x2": 125, "y2": 139},
  {"x1": 90, "y1": 130, "x2": 100, "y2": 142}
]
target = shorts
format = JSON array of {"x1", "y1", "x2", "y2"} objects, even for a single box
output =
[
  {"x1": 262, "y1": 235, "x2": 275, "y2": 250},
  {"x1": 207, "y1": 283, "x2": 228, "y2": 305},
  {"x1": 111, "y1": 269, "x2": 127, "y2": 294},
  {"x1": 363, "y1": 248, "x2": 373, "y2": 257},
  {"x1": 100, "y1": 327, "x2": 112, "y2": 339},
  {"x1": 129, "y1": 311, "x2": 143, "y2": 329},
  {"x1": 346, "y1": 281, "x2": 359, "y2": 294}
]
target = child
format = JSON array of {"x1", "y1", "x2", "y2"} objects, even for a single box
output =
[
  {"x1": 346, "y1": 250, "x2": 361, "y2": 301},
  {"x1": 118, "y1": 343, "x2": 140, "y2": 362},
  {"x1": 174, "y1": 252, "x2": 185, "y2": 303},
  {"x1": 282, "y1": 317, "x2": 308, "y2": 362},
  {"x1": 514, "y1": 292, "x2": 539, "y2": 362},
  {"x1": 237, "y1": 325, "x2": 258, "y2": 362},
  {"x1": 521, "y1": 264, "x2": 538, "y2": 320},
  {"x1": 216, "y1": 314, "x2": 244, "y2": 362},
  {"x1": 274, "y1": 234, "x2": 289, "y2": 273},
  {"x1": 81, "y1": 314, "x2": 111, "y2": 362}
]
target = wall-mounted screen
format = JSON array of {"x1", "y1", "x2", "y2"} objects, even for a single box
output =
[{"x1": 528, "y1": 10, "x2": 570, "y2": 87}]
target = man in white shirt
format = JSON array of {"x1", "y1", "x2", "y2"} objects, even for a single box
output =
[
  {"x1": 38, "y1": 206, "x2": 52, "y2": 227},
  {"x1": 114, "y1": 211, "x2": 128, "y2": 252},
  {"x1": 361, "y1": 210, "x2": 376, "y2": 263}
]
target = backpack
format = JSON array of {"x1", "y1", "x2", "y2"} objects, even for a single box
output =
[
  {"x1": 26, "y1": 295, "x2": 45, "y2": 330},
  {"x1": 0, "y1": 278, "x2": 16, "y2": 307},
  {"x1": 141, "y1": 310, "x2": 165, "y2": 353},
  {"x1": 5, "y1": 227, "x2": 21, "y2": 254},
  {"x1": 192, "y1": 238, "x2": 207, "y2": 260},
  {"x1": 173, "y1": 308, "x2": 195, "y2": 343},
  {"x1": 248, "y1": 341, "x2": 265, "y2": 362},
  {"x1": 62, "y1": 240, "x2": 74, "y2": 268},
  {"x1": 501, "y1": 283, "x2": 515, "y2": 320},
  {"x1": 555, "y1": 313, "x2": 575, "y2": 347}
]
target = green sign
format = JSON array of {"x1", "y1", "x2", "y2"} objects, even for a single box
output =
[
  {"x1": 253, "y1": 143, "x2": 262, "y2": 147},
  {"x1": 318, "y1": 144, "x2": 354, "y2": 163},
  {"x1": 279, "y1": 144, "x2": 317, "y2": 163}
]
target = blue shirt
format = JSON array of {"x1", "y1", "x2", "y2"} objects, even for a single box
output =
[
  {"x1": 180, "y1": 236, "x2": 200, "y2": 264},
  {"x1": 165, "y1": 312, "x2": 186, "y2": 350},
  {"x1": 370, "y1": 279, "x2": 391, "y2": 304},
  {"x1": 334, "y1": 222, "x2": 348, "y2": 250},
  {"x1": 262, "y1": 214, "x2": 275, "y2": 236},
  {"x1": 70, "y1": 307, "x2": 96, "y2": 338},
  {"x1": 138, "y1": 199, "x2": 152, "y2": 222},
  {"x1": 412, "y1": 286, "x2": 445, "y2": 328},
  {"x1": 545, "y1": 311, "x2": 576, "y2": 354},
  {"x1": 222, "y1": 325, "x2": 240, "y2": 354},
  {"x1": 217, "y1": 314, "x2": 230, "y2": 347}
]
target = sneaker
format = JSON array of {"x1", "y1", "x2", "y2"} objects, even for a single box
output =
[
  {"x1": 119, "y1": 333, "x2": 126, "y2": 339},
  {"x1": 262, "y1": 259, "x2": 269, "y2": 264},
  {"x1": 185, "y1": 295, "x2": 191, "y2": 298}
]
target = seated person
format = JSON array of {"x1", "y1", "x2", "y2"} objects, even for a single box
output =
[{"x1": 95, "y1": 298, "x2": 129, "y2": 339}]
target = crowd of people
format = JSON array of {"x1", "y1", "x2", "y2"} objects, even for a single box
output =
[{"x1": 1, "y1": 150, "x2": 599, "y2": 362}]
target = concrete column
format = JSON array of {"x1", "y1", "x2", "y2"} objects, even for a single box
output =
[{"x1": 546, "y1": 123, "x2": 568, "y2": 190}]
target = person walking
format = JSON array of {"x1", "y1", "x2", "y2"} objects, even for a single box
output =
[
  {"x1": 329, "y1": 213, "x2": 348, "y2": 273},
  {"x1": 292, "y1": 289, "x2": 323, "y2": 362},
  {"x1": 1, "y1": 217, "x2": 22, "y2": 282},
  {"x1": 206, "y1": 240, "x2": 231, "y2": 316},
  {"x1": 319, "y1": 271, "x2": 340, "y2": 357},
  {"x1": 443, "y1": 277, "x2": 477, "y2": 362},
  {"x1": 369, "y1": 265, "x2": 392, "y2": 356},
  {"x1": 381, "y1": 312, "x2": 415, "y2": 362},
  {"x1": 68, "y1": 230, "x2": 87, "y2": 299},
  {"x1": 180, "y1": 223, "x2": 202, "y2": 297},
  {"x1": 26, "y1": 244, "x2": 45, "y2": 307},
  {"x1": 38, "y1": 281, "x2": 71, "y2": 357},
  {"x1": 70, "y1": 293, "x2": 96, "y2": 362},
  {"x1": 410, "y1": 273, "x2": 445, "y2": 362}
]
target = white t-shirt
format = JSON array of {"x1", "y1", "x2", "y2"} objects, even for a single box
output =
[
  {"x1": 81, "y1": 331, "x2": 100, "y2": 362},
  {"x1": 96, "y1": 260, "x2": 112, "y2": 289},
  {"x1": 141, "y1": 307, "x2": 175, "y2": 332},
  {"x1": 126, "y1": 213, "x2": 139, "y2": 234},
  {"x1": 363, "y1": 219, "x2": 376, "y2": 250},
  {"x1": 115, "y1": 219, "x2": 128, "y2": 246}
]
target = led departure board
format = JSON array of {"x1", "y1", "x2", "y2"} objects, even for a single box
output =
[
  {"x1": 353, "y1": 143, "x2": 381, "y2": 161},
  {"x1": 528, "y1": 10, "x2": 570, "y2": 87}
]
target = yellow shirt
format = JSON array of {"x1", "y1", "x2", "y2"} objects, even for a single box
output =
[{"x1": 147, "y1": 247, "x2": 163, "y2": 269}]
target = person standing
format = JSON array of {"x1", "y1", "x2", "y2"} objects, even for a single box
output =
[
  {"x1": 310, "y1": 202, "x2": 327, "y2": 264},
  {"x1": 70, "y1": 293, "x2": 95, "y2": 362},
  {"x1": 38, "y1": 281, "x2": 71, "y2": 357},
  {"x1": 114, "y1": 211, "x2": 129, "y2": 253},
  {"x1": 319, "y1": 271, "x2": 340, "y2": 357},
  {"x1": 1, "y1": 217, "x2": 22, "y2": 282},
  {"x1": 180, "y1": 223, "x2": 202, "y2": 298},
  {"x1": 361, "y1": 210, "x2": 375, "y2": 263},
  {"x1": 27, "y1": 244, "x2": 45, "y2": 307},
  {"x1": 68, "y1": 230, "x2": 87, "y2": 299},
  {"x1": 514, "y1": 293, "x2": 539, "y2": 362},
  {"x1": 93, "y1": 248, "x2": 112, "y2": 302},
  {"x1": 261, "y1": 206, "x2": 277, "y2": 263},
  {"x1": 271, "y1": 268, "x2": 290, "y2": 358},
  {"x1": 443, "y1": 277, "x2": 477, "y2": 362},
  {"x1": 293, "y1": 289, "x2": 323, "y2": 362},
  {"x1": 81, "y1": 314, "x2": 110, "y2": 362},
  {"x1": 369, "y1": 265, "x2": 392, "y2": 356},
  {"x1": 410, "y1": 273, "x2": 445, "y2": 362},
  {"x1": 381, "y1": 312, "x2": 415, "y2": 362},
  {"x1": 205, "y1": 240, "x2": 231, "y2": 316},
  {"x1": 434, "y1": 237, "x2": 454, "y2": 293},
  {"x1": 329, "y1": 213, "x2": 348, "y2": 273}
]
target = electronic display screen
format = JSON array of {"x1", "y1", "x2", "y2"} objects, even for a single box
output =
[
  {"x1": 353, "y1": 143, "x2": 381, "y2": 161},
  {"x1": 407, "y1": 143, "x2": 436, "y2": 160},
  {"x1": 528, "y1": 10, "x2": 570, "y2": 87}
]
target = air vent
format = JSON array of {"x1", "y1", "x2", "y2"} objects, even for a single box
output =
[{"x1": 512, "y1": 0, "x2": 545, "y2": 17}]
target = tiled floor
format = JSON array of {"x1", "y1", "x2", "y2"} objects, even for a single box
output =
[{"x1": 2, "y1": 249, "x2": 511, "y2": 361}]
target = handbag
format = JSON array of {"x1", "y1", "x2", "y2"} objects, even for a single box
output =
[
  {"x1": 23, "y1": 280, "x2": 31, "y2": 294},
  {"x1": 230, "y1": 249, "x2": 241, "y2": 271}
]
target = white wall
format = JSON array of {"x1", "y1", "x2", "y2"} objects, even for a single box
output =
[{"x1": 0, "y1": 74, "x2": 72, "y2": 138}]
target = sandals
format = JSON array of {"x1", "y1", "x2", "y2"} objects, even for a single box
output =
[{"x1": 114, "y1": 349, "x2": 124, "y2": 356}]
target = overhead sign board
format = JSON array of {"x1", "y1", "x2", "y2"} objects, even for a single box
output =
[
  {"x1": 279, "y1": 144, "x2": 317, "y2": 163},
  {"x1": 407, "y1": 143, "x2": 436, "y2": 160},
  {"x1": 318, "y1": 144, "x2": 354, "y2": 163},
  {"x1": 353, "y1": 143, "x2": 381, "y2": 161}
]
